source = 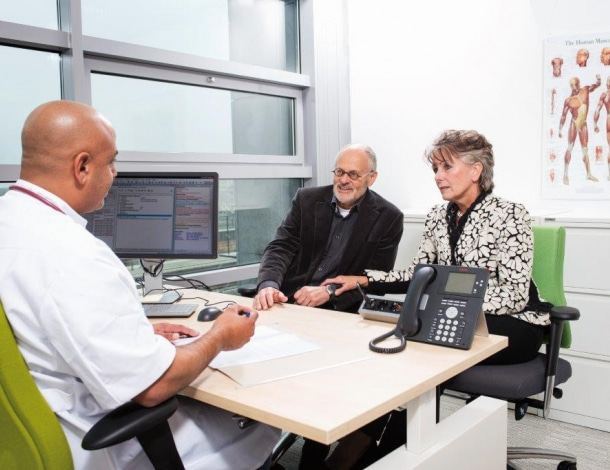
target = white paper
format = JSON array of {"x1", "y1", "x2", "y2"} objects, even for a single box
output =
[
  {"x1": 171, "y1": 325, "x2": 322, "y2": 366},
  {"x1": 209, "y1": 325, "x2": 321, "y2": 368}
]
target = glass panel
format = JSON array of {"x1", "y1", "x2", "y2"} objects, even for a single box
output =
[
  {"x1": 82, "y1": 0, "x2": 299, "y2": 72},
  {"x1": 0, "y1": 182, "x2": 13, "y2": 196},
  {"x1": 0, "y1": 46, "x2": 62, "y2": 165},
  {"x1": 91, "y1": 73, "x2": 295, "y2": 156},
  {"x1": 0, "y1": 0, "x2": 58, "y2": 29},
  {"x1": 121, "y1": 178, "x2": 302, "y2": 277}
]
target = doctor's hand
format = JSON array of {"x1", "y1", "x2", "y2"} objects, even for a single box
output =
[
  {"x1": 293, "y1": 285, "x2": 329, "y2": 308},
  {"x1": 322, "y1": 275, "x2": 368, "y2": 296},
  {"x1": 153, "y1": 322, "x2": 200, "y2": 342},
  {"x1": 209, "y1": 305, "x2": 259, "y2": 351},
  {"x1": 253, "y1": 287, "x2": 288, "y2": 310}
]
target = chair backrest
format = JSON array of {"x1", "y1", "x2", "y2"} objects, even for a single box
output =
[
  {"x1": 0, "y1": 301, "x2": 74, "y2": 469},
  {"x1": 531, "y1": 225, "x2": 572, "y2": 348}
]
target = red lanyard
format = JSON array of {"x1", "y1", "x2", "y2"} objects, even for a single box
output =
[{"x1": 9, "y1": 185, "x2": 65, "y2": 215}]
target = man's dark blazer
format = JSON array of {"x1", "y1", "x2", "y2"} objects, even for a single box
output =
[{"x1": 256, "y1": 185, "x2": 404, "y2": 313}]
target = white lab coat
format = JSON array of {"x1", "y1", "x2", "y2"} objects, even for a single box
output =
[{"x1": 0, "y1": 180, "x2": 279, "y2": 469}]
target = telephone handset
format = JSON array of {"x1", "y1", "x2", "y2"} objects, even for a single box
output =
[
  {"x1": 367, "y1": 264, "x2": 489, "y2": 353},
  {"x1": 396, "y1": 265, "x2": 435, "y2": 337}
]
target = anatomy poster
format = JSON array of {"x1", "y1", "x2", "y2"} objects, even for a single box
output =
[{"x1": 543, "y1": 33, "x2": 610, "y2": 199}]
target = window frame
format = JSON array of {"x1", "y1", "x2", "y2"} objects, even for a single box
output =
[{"x1": 84, "y1": 56, "x2": 308, "y2": 171}]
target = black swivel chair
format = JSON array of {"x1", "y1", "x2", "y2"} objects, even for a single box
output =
[
  {"x1": 444, "y1": 226, "x2": 580, "y2": 470},
  {"x1": 237, "y1": 283, "x2": 258, "y2": 298},
  {"x1": 0, "y1": 300, "x2": 184, "y2": 470}
]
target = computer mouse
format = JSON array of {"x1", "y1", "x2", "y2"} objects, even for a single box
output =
[{"x1": 197, "y1": 306, "x2": 223, "y2": 322}]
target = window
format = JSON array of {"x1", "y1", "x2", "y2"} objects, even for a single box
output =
[
  {"x1": 91, "y1": 73, "x2": 295, "y2": 156},
  {"x1": 0, "y1": 0, "x2": 58, "y2": 29},
  {"x1": 0, "y1": 0, "x2": 334, "y2": 290},
  {"x1": 84, "y1": 54, "x2": 306, "y2": 283},
  {"x1": 0, "y1": 46, "x2": 61, "y2": 165},
  {"x1": 82, "y1": 0, "x2": 299, "y2": 72},
  {"x1": 0, "y1": 182, "x2": 12, "y2": 196}
]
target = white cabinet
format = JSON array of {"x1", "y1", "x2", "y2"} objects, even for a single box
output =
[
  {"x1": 396, "y1": 210, "x2": 610, "y2": 432},
  {"x1": 541, "y1": 217, "x2": 610, "y2": 432}
]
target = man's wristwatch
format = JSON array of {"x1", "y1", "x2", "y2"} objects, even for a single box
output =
[{"x1": 325, "y1": 284, "x2": 337, "y2": 298}]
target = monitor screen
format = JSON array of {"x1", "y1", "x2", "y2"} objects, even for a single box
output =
[{"x1": 85, "y1": 172, "x2": 218, "y2": 259}]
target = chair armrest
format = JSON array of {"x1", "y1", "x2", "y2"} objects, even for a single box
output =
[
  {"x1": 237, "y1": 283, "x2": 258, "y2": 298},
  {"x1": 546, "y1": 306, "x2": 580, "y2": 378},
  {"x1": 550, "y1": 306, "x2": 580, "y2": 322},
  {"x1": 82, "y1": 397, "x2": 179, "y2": 450}
]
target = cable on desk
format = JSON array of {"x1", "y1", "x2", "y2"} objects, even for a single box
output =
[
  {"x1": 140, "y1": 258, "x2": 165, "y2": 277},
  {"x1": 163, "y1": 274, "x2": 212, "y2": 291},
  {"x1": 181, "y1": 296, "x2": 237, "y2": 310}
]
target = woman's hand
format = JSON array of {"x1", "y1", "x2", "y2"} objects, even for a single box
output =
[{"x1": 322, "y1": 275, "x2": 368, "y2": 296}]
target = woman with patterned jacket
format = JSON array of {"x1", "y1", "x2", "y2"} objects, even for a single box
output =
[
  {"x1": 325, "y1": 129, "x2": 551, "y2": 366},
  {"x1": 320, "y1": 130, "x2": 553, "y2": 469}
]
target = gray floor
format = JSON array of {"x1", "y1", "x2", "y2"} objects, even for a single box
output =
[{"x1": 276, "y1": 395, "x2": 610, "y2": 469}]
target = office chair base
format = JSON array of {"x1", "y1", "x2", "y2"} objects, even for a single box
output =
[
  {"x1": 270, "y1": 432, "x2": 299, "y2": 467},
  {"x1": 508, "y1": 446, "x2": 576, "y2": 469}
]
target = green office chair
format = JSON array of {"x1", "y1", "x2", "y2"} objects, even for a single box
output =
[
  {"x1": 0, "y1": 300, "x2": 184, "y2": 470},
  {"x1": 445, "y1": 225, "x2": 580, "y2": 470}
]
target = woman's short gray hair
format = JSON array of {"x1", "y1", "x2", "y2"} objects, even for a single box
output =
[{"x1": 424, "y1": 129, "x2": 494, "y2": 192}]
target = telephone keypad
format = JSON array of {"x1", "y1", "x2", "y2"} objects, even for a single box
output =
[{"x1": 429, "y1": 298, "x2": 470, "y2": 346}]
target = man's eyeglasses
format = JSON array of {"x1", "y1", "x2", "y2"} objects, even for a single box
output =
[{"x1": 331, "y1": 168, "x2": 374, "y2": 180}]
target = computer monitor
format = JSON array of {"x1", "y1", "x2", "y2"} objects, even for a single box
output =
[{"x1": 85, "y1": 172, "x2": 219, "y2": 294}]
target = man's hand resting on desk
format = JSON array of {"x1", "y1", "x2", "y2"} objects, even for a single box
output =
[
  {"x1": 154, "y1": 323, "x2": 200, "y2": 342},
  {"x1": 293, "y1": 285, "x2": 331, "y2": 308},
  {"x1": 253, "y1": 287, "x2": 288, "y2": 310}
]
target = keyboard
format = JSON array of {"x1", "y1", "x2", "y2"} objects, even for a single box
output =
[{"x1": 143, "y1": 303, "x2": 198, "y2": 318}]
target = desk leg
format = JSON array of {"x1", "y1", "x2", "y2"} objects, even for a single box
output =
[
  {"x1": 406, "y1": 388, "x2": 436, "y2": 453},
  {"x1": 367, "y1": 395, "x2": 507, "y2": 469}
]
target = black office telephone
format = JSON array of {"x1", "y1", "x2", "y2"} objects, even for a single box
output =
[{"x1": 363, "y1": 264, "x2": 489, "y2": 353}]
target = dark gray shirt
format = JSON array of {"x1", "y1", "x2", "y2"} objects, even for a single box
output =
[{"x1": 310, "y1": 196, "x2": 360, "y2": 285}]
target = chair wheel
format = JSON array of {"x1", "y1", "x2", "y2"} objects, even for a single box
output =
[
  {"x1": 514, "y1": 402, "x2": 528, "y2": 420},
  {"x1": 557, "y1": 461, "x2": 576, "y2": 470}
]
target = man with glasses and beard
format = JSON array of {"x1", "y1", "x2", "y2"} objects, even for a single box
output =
[{"x1": 253, "y1": 143, "x2": 403, "y2": 315}]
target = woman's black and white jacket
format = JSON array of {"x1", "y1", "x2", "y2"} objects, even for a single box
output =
[{"x1": 366, "y1": 195, "x2": 550, "y2": 326}]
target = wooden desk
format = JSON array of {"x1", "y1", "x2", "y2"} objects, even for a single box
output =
[{"x1": 154, "y1": 290, "x2": 509, "y2": 469}]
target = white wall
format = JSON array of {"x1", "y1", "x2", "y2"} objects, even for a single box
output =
[{"x1": 347, "y1": 0, "x2": 610, "y2": 217}]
